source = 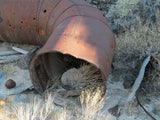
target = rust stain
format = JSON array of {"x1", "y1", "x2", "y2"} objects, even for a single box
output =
[
  {"x1": 41, "y1": 24, "x2": 45, "y2": 28},
  {"x1": 47, "y1": 28, "x2": 51, "y2": 33},
  {"x1": 59, "y1": 5, "x2": 63, "y2": 9},
  {"x1": 46, "y1": 7, "x2": 51, "y2": 11},
  {"x1": 42, "y1": 18, "x2": 46, "y2": 24},
  {"x1": 107, "y1": 60, "x2": 110, "y2": 64},
  {"x1": 72, "y1": 8, "x2": 76, "y2": 12},
  {"x1": 12, "y1": 26, "x2": 16, "y2": 29},
  {"x1": 111, "y1": 44, "x2": 114, "y2": 49},
  {"x1": 39, "y1": 29, "x2": 45, "y2": 36},
  {"x1": 25, "y1": 23, "x2": 29, "y2": 28},
  {"x1": 9, "y1": 9, "x2": 16, "y2": 15},
  {"x1": 8, "y1": 24, "x2": 12, "y2": 28}
]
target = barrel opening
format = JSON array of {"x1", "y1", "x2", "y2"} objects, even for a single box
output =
[{"x1": 30, "y1": 51, "x2": 106, "y2": 96}]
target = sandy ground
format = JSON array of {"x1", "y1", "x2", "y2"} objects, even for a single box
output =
[{"x1": 0, "y1": 42, "x2": 159, "y2": 120}]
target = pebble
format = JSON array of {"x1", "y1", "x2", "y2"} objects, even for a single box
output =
[
  {"x1": 108, "y1": 104, "x2": 120, "y2": 117},
  {"x1": 5, "y1": 79, "x2": 16, "y2": 89}
]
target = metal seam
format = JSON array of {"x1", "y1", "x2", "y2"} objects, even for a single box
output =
[
  {"x1": 36, "y1": 0, "x2": 44, "y2": 44},
  {"x1": 51, "y1": 4, "x2": 101, "y2": 31},
  {"x1": 45, "y1": 0, "x2": 63, "y2": 35},
  {"x1": 54, "y1": 15, "x2": 111, "y2": 30}
]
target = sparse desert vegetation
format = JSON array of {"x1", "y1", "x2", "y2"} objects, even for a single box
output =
[
  {"x1": 0, "y1": 0, "x2": 160, "y2": 120},
  {"x1": 12, "y1": 88, "x2": 106, "y2": 120}
]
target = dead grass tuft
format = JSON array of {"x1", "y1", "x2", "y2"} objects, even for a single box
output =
[
  {"x1": 115, "y1": 20, "x2": 160, "y2": 61},
  {"x1": 13, "y1": 88, "x2": 106, "y2": 120},
  {"x1": 113, "y1": 20, "x2": 160, "y2": 85},
  {"x1": 79, "y1": 88, "x2": 105, "y2": 120}
]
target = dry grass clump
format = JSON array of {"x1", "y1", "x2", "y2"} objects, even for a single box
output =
[
  {"x1": 13, "y1": 88, "x2": 106, "y2": 120},
  {"x1": 113, "y1": 17, "x2": 160, "y2": 118},
  {"x1": 113, "y1": 20, "x2": 160, "y2": 84},
  {"x1": 115, "y1": 20, "x2": 160, "y2": 61},
  {"x1": 61, "y1": 64, "x2": 104, "y2": 94},
  {"x1": 79, "y1": 88, "x2": 105, "y2": 120},
  {"x1": 13, "y1": 94, "x2": 73, "y2": 120},
  {"x1": 14, "y1": 95, "x2": 55, "y2": 120},
  {"x1": 45, "y1": 64, "x2": 105, "y2": 98}
]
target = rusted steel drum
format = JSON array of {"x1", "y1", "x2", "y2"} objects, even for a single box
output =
[{"x1": 0, "y1": 0, "x2": 115, "y2": 95}]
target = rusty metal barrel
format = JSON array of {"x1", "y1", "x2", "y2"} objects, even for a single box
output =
[{"x1": 0, "y1": 0, "x2": 115, "y2": 95}]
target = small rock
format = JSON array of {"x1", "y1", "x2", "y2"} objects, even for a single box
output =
[
  {"x1": 108, "y1": 104, "x2": 120, "y2": 117},
  {"x1": 5, "y1": 79, "x2": 16, "y2": 89}
]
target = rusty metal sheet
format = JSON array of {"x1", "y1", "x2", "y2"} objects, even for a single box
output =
[{"x1": 0, "y1": 0, "x2": 115, "y2": 96}]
